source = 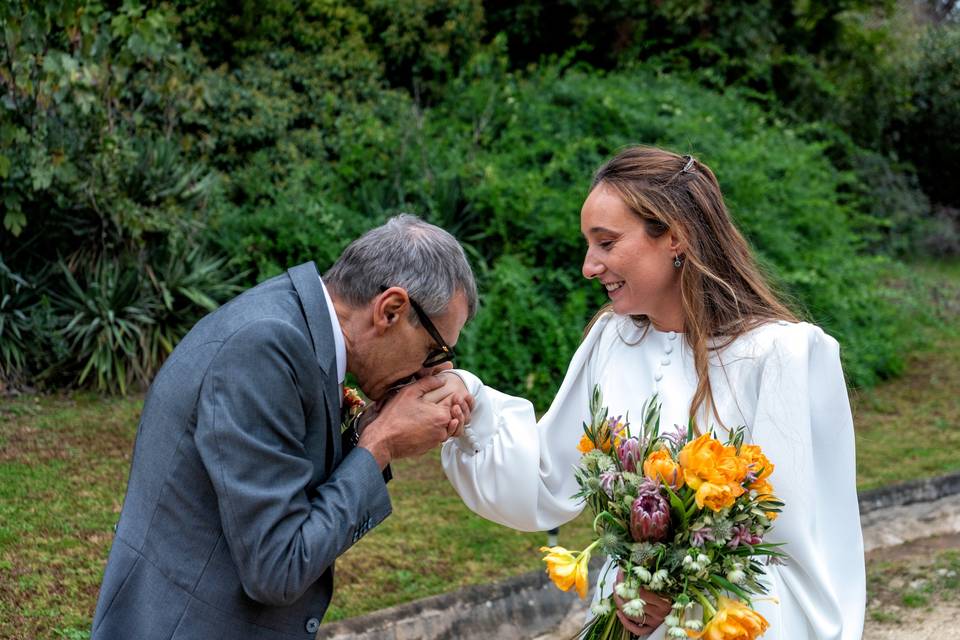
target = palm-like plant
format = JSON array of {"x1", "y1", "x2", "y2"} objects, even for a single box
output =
[
  {"x1": 0, "y1": 258, "x2": 34, "y2": 386},
  {"x1": 52, "y1": 257, "x2": 157, "y2": 394}
]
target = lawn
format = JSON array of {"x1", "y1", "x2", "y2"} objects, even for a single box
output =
[{"x1": 1, "y1": 262, "x2": 957, "y2": 638}]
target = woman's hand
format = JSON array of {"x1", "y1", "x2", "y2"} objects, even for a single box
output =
[
  {"x1": 612, "y1": 570, "x2": 672, "y2": 636},
  {"x1": 420, "y1": 372, "x2": 475, "y2": 438}
]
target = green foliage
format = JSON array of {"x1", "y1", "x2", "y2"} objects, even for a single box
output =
[
  {"x1": 206, "y1": 60, "x2": 909, "y2": 405},
  {"x1": 0, "y1": 1, "x2": 240, "y2": 392},
  {"x1": 894, "y1": 26, "x2": 960, "y2": 207}
]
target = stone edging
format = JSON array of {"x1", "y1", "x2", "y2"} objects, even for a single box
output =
[{"x1": 857, "y1": 470, "x2": 960, "y2": 514}]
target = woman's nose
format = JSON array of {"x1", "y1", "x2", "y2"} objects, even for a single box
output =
[{"x1": 582, "y1": 250, "x2": 604, "y2": 280}]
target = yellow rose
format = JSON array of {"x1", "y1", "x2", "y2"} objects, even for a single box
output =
[
  {"x1": 540, "y1": 545, "x2": 592, "y2": 599},
  {"x1": 690, "y1": 597, "x2": 769, "y2": 640},
  {"x1": 643, "y1": 448, "x2": 682, "y2": 488},
  {"x1": 694, "y1": 481, "x2": 739, "y2": 511}
]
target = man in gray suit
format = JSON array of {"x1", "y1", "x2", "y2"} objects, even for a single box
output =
[{"x1": 91, "y1": 215, "x2": 477, "y2": 639}]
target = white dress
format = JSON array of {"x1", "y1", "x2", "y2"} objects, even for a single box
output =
[{"x1": 441, "y1": 313, "x2": 865, "y2": 640}]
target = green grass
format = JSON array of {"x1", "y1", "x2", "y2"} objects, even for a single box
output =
[{"x1": 1, "y1": 261, "x2": 957, "y2": 638}]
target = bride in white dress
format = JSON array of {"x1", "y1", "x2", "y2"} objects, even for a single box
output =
[{"x1": 432, "y1": 146, "x2": 865, "y2": 638}]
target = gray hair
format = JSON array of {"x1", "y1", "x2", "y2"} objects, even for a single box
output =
[{"x1": 324, "y1": 214, "x2": 478, "y2": 321}]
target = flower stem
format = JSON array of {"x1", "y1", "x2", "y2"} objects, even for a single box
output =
[{"x1": 689, "y1": 586, "x2": 717, "y2": 617}]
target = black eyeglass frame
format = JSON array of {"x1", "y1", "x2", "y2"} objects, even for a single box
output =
[{"x1": 379, "y1": 286, "x2": 456, "y2": 368}]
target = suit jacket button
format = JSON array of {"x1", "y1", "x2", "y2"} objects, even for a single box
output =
[{"x1": 305, "y1": 617, "x2": 320, "y2": 633}]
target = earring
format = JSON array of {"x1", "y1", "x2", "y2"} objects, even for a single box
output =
[{"x1": 673, "y1": 255, "x2": 683, "y2": 268}]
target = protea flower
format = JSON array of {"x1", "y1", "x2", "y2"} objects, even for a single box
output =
[
  {"x1": 618, "y1": 437, "x2": 642, "y2": 472},
  {"x1": 629, "y1": 480, "x2": 671, "y2": 542}
]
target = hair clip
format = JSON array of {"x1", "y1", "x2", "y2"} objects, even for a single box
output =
[{"x1": 681, "y1": 155, "x2": 696, "y2": 173}]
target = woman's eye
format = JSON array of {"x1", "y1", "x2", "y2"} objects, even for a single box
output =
[{"x1": 599, "y1": 240, "x2": 614, "y2": 249}]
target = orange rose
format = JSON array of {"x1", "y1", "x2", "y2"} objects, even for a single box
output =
[
  {"x1": 688, "y1": 596, "x2": 769, "y2": 640},
  {"x1": 694, "y1": 481, "x2": 739, "y2": 511},
  {"x1": 679, "y1": 434, "x2": 749, "y2": 489},
  {"x1": 739, "y1": 444, "x2": 774, "y2": 488},
  {"x1": 643, "y1": 448, "x2": 682, "y2": 488},
  {"x1": 750, "y1": 479, "x2": 775, "y2": 498}
]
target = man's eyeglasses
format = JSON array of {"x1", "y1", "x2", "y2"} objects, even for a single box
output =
[{"x1": 380, "y1": 287, "x2": 456, "y2": 368}]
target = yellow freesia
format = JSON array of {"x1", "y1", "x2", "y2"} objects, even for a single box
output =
[
  {"x1": 688, "y1": 597, "x2": 769, "y2": 640},
  {"x1": 540, "y1": 544, "x2": 593, "y2": 599}
]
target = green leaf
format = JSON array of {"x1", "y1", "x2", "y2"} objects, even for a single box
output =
[{"x1": 3, "y1": 210, "x2": 26, "y2": 236}]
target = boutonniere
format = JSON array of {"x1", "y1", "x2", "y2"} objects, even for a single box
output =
[{"x1": 341, "y1": 386, "x2": 366, "y2": 435}]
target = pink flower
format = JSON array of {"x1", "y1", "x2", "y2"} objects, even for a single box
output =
[
  {"x1": 728, "y1": 524, "x2": 763, "y2": 549},
  {"x1": 690, "y1": 527, "x2": 715, "y2": 547},
  {"x1": 618, "y1": 437, "x2": 642, "y2": 473},
  {"x1": 629, "y1": 480, "x2": 671, "y2": 542},
  {"x1": 599, "y1": 471, "x2": 622, "y2": 498}
]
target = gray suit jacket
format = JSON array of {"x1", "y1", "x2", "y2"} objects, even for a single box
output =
[{"x1": 91, "y1": 262, "x2": 392, "y2": 639}]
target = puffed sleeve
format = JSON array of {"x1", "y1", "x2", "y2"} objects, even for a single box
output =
[
  {"x1": 747, "y1": 323, "x2": 865, "y2": 639},
  {"x1": 440, "y1": 314, "x2": 615, "y2": 532}
]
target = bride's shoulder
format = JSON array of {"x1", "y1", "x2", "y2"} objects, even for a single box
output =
[
  {"x1": 729, "y1": 319, "x2": 838, "y2": 361},
  {"x1": 581, "y1": 311, "x2": 643, "y2": 353}
]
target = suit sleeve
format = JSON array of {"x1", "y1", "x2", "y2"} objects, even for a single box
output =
[{"x1": 195, "y1": 318, "x2": 391, "y2": 607}]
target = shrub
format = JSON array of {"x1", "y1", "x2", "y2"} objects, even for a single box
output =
[{"x1": 208, "y1": 62, "x2": 909, "y2": 407}]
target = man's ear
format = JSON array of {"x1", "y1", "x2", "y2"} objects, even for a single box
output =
[{"x1": 373, "y1": 287, "x2": 409, "y2": 334}]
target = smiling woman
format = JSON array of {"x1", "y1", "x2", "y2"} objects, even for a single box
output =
[{"x1": 438, "y1": 145, "x2": 866, "y2": 639}]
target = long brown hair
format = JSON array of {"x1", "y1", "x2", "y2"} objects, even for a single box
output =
[{"x1": 586, "y1": 146, "x2": 799, "y2": 425}]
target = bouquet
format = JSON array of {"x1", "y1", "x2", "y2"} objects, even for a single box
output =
[{"x1": 539, "y1": 386, "x2": 784, "y2": 639}]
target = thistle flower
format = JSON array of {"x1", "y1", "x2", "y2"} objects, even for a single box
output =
[
  {"x1": 618, "y1": 437, "x2": 642, "y2": 473},
  {"x1": 629, "y1": 480, "x2": 671, "y2": 542}
]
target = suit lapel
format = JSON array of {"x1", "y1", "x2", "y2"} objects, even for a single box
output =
[{"x1": 287, "y1": 262, "x2": 342, "y2": 476}]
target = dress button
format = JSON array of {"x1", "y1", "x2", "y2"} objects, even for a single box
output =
[
  {"x1": 777, "y1": 320, "x2": 788, "y2": 326},
  {"x1": 305, "y1": 617, "x2": 320, "y2": 633},
  {"x1": 654, "y1": 372, "x2": 663, "y2": 382},
  {"x1": 664, "y1": 344, "x2": 673, "y2": 354},
  {"x1": 661, "y1": 357, "x2": 670, "y2": 366},
  {"x1": 667, "y1": 331, "x2": 677, "y2": 341}
]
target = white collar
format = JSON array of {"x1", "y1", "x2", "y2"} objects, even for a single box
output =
[{"x1": 318, "y1": 276, "x2": 346, "y2": 385}]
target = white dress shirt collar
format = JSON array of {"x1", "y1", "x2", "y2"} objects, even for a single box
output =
[{"x1": 318, "y1": 276, "x2": 346, "y2": 385}]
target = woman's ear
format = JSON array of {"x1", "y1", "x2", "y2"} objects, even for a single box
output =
[{"x1": 666, "y1": 229, "x2": 686, "y2": 256}]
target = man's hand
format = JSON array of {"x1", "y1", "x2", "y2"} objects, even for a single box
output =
[
  {"x1": 357, "y1": 376, "x2": 461, "y2": 469},
  {"x1": 422, "y1": 372, "x2": 475, "y2": 437}
]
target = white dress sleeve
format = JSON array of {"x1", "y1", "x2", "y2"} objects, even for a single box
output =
[
  {"x1": 747, "y1": 324, "x2": 865, "y2": 639},
  {"x1": 440, "y1": 314, "x2": 614, "y2": 532}
]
